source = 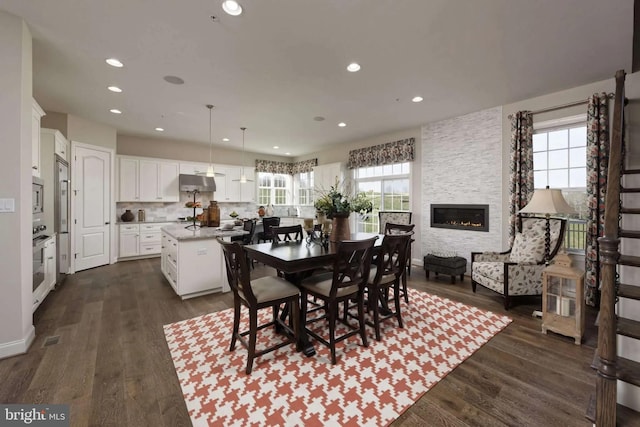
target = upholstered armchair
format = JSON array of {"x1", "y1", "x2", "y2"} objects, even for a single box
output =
[{"x1": 471, "y1": 216, "x2": 567, "y2": 309}]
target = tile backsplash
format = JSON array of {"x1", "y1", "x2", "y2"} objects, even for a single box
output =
[{"x1": 116, "y1": 193, "x2": 317, "y2": 222}]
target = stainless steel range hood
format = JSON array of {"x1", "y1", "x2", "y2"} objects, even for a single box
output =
[{"x1": 179, "y1": 174, "x2": 216, "y2": 192}]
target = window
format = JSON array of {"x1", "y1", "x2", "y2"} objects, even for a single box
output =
[
  {"x1": 353, "y1": 162, "x2": 410, "y2": 233},
  {"x1": 257, "y1": 173, "x2": 292, "y2": 205},
  {"x1": 295, "y1": 171, "x2": 314, "y2": 205},
  {"x1": 533, "y1": 115, "x2": 587, "y2": 253}
]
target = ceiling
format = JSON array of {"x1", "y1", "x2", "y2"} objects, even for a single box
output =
[{"x1": 0, "y1": 0, "x2": 634, "y2": 157}]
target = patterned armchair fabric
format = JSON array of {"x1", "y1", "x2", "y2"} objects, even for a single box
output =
[
  {"x1": 471, "y1": 217, "x2": 566, "y2": 309},
  {"x1": 378, "y1": 211, "x2": 412, "y2": 234}
]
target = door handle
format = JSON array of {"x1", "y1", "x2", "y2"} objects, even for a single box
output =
[{"x1": 105, "y1": 222, "x2": 110, "y2": 225}]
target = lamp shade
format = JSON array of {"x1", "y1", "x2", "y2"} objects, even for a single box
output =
[{"x1": 519, "y1": 188, "x2": 576, "y2": 215}]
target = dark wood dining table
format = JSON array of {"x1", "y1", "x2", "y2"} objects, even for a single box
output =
[{"x1": 244, "y1": 232, "x2": 382, "y2": 356}]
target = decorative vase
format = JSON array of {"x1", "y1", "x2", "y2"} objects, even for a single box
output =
[
  {"x1": 266, "y1": 204, "x2": 274, "y2": 217},
  {"x1": 330, "y1": 212, "x2": 351, "y2": 242},
  {"x1": 120, "y1": 209, "x2": 135, "y2": 222},
  {"x1": 208, "y1": 200, "x2": 220, "y2": 227}
]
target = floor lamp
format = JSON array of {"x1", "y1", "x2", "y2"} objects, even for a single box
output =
[{"x1": 519, "y1": 186, "x2": 576, "y2": 317}]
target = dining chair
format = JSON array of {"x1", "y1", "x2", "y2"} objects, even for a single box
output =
[
  {"x1": 298, "y1": 237, "x2": 377, "y2": 365},
  {"x1": 231, "y1": 219, "x2": 256, "y2": 245},
  {"x1": 271, "y1": 224, "x2": 303, "y2": 242},
  {"x1": 256, "y1": 217, "x2": 281, "y2": 243},
  {"x1": 378, "y1": 211, "x2": 412, "y2": 234},
  {"x1": 218, "y1": 238, "x2": 300, "y2": 374},
  {"x1": 384, "y1": 222, "x2": 415, "y2": 303},
  {"x1": 363, "y1": 232, "x2": 412, "y2": 341}
]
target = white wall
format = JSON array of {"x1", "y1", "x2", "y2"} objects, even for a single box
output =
[
  {"x1": 421, "y1": 107, "x2": 503, "y2": 268},
  {"x1": 0, "y1": 11, "x2": 35, "y2": 358}
]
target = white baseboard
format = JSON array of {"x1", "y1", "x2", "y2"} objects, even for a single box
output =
[{"x1": 0, "y1": 326, "x2": 35, "y2": 360}]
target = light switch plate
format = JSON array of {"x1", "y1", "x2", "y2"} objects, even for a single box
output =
[{"x1": 0, "y1": 198, "x2": 15, "y2": 213}]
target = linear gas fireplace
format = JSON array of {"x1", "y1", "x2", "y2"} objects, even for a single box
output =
[{"x1": 431, "y1": 204, "x2": 489, "y2": 232}]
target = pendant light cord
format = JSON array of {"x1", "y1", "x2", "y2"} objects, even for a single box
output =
[
  {"x1": 207, "y1": 104, "x2": 213, "y2": 166},
  {"x1": 240, "y1": 127, "x2": 246, "y2": 174}
]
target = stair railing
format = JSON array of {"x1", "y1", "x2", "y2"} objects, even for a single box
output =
[{"x1": 595, "y1": 69, "x2": 625, "y2": 427}]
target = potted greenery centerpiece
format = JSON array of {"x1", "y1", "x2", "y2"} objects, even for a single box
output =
[{"x1": 314, "y1": 181, "x2": 373, "y2": 242}]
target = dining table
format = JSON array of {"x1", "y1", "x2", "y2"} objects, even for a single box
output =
[{"x1": 244, "y1": 232, "x2": 382, "y2": 356}]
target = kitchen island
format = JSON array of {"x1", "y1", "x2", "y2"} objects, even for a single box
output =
[{"x1": 160, "y1": 224, "x2": 247, "y2": 299}]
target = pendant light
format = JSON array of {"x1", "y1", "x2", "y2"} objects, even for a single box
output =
[
  {"x1": 199, "y1": 104, "x2": 224, "y2": 177},
  {"x1": 233, "y1": 127, "x2": 254, "y2": 183}
]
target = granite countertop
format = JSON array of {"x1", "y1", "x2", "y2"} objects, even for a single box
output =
[
  {"x1": 161, "y1": 224, "x2": 248, "y2": 241},
  {"x1": 117, "y1": 219, "x2": 179, "y2": 224}
]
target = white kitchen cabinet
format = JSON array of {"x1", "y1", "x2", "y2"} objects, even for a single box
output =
[
  {"x1": 118, "y1": 157, "x2": 140, "y2": 201},
  {"x1": 140, "y1": 160, "x2": 179, "y2": 202},
  {"x1": 119, "y1": 223, "x2": 140, "y2": 258},
  {"x1": 240, "y1": 167, "x2": 257, "y2": 203},
  {"x1": 117, "y1": 156, "x2": 179, "y2": 202},
  {"x1": 118, "y1": 222, "x2": 171, "y2": 259},
  {"x1": 179, "y1": 161, "x2": 211, "y2": 176},
  {"x1": 32, "y1": 99, "x2": 45, "y2": 177},
  {"x1": 219, "y1": 165, "x2": 241, "y2": 202},
  {"x1": 313, "y1": 162, "x2": 345, "y2": 199},
  {"x1": 160, "y1": 230, "x2": 228, "y2": 299},
  {"x1": 41, "y1": 128, "x2": 70, "y2": 162}
]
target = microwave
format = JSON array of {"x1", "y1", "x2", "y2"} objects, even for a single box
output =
[{"x1": 33, "y1": 176, "x2": 44, "y2": 215}]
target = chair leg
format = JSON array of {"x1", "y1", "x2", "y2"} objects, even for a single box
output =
[
  {"x1": 371, "y1": 286, "x2": 381, "y2": 341},
  {"x1": 402, "y1": 270, "x2": 409, "y2": 304},
  {"x1": 394, "y1": 281, "x2": 403, "y2": 329},
  {"x1": 246, "y1": 310, "x2": 258, "y2": 375},
  {"x1": 230, "y1": 299, "x2": 241, "y2": 351},
  {"x1": 471, "y1": 280, "x2": 477, "y2": 293},
  {"x1": 358, "y1": 290, "x2": 369, "y2": 349},
  {"x1": 328, "y1": 303, "x2": 337, "y2": 365}
]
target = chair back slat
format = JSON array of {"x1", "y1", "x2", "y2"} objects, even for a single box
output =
[
  {"x1": 373, "y1": 233, "x2": 413, "y2": 284},
  {"x1": 272, "y1": 225, "x2": 303, "y2": 242},
  {"x1": 330, "y1": 237, "x2": 377, "y2": 297},
  {"x1": 218, "y1": 238, "x2": 256, "y2": 304}
]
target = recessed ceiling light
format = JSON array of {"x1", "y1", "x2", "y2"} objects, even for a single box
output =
[
  {"x1": 108, "y1": 86, "x2": 122, "y2": 93},
  {"x1": 106, "y1": 58, "x2": 123, "y2": 68},
  {"x1": 285, "y1": 152, "x2": 291, "y2": 155},
  {"x1": 222, "y1": 0, "x2": 243, "y2": 16},
  {"x1": 163, "y1": 75, "x2": 185, "y2": 85},
  {"x1": 155, "y1": 127, "x2": 164, "y2": 132},
  {"x1": 347, "y1": 62, "x2": 361, "y2": 72},
  {"x1": 412, "y1": 96, "x2": 424, "y2": 103},
  {"x1": 110, "y1": 109, "x2": 122, "y2": 114},
  {"x1": 222, "y1": 138, "x2": 230, "y2": 142},
  {"x1": 338, "y1": 122, "x2": 346, "y2": 127},
  {"x1": 273, "y1": 146, "x2": 279, "y2": 149}
]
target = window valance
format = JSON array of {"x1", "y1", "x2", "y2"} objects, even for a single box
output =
[
  {"x1": 255, "y1": 158, "x2": 318, "y2": 174},
  {"x1": 347, "y1": 137, "x2": 415, "y2": 169}
]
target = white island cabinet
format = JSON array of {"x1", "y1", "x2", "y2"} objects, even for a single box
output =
[{"x1": 160, "y1": 224, "x2": 247, "y2": 299}]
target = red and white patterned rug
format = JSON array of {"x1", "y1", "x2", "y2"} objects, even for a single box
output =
[{"x1": 164, "y1": 289, "x2": 511, "y2": 426}]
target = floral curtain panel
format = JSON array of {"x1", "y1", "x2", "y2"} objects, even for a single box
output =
[
  {"x1": 291, "y1": 158, "x2": 318, "y2": 174},
  {"x1": 584, "y1": 93, "x2": 610, "y2": 307},
  {"x1": 508, "y1": 111, "x2": 534, "y2": 244},
  {"x1": 347, "y1": 138, "x2": 415, "y2": 169},
  {"x1": 255, "y1": 158, "x2": 318, "y2": 175}
]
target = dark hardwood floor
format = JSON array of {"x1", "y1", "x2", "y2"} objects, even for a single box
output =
[{"x1": 1, "y1": 258, "x2": 636, "y2": 426}]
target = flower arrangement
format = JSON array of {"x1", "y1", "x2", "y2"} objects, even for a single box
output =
[{"x1": 314, "y1": 181, "x2": 373, "y2": 218}]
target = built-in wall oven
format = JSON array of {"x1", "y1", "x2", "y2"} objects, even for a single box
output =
[{"x1": 32, "y1": 176, "x2": 47, "y2": 294}]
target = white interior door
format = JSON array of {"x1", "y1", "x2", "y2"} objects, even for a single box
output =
[{"x1": 74, "y1": 145, "x2": 111, "y2": 271}]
